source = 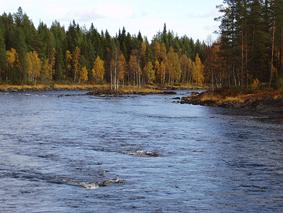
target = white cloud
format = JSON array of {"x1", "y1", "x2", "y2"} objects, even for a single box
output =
[
  {"x1": 187, "y1": 9, "x2": 218, "y2": 19},
  {"x1": 95, "y1": 2, "x2": 134, "y2": 19},
  {"x1": 0, "y1": 0, "x2": 221, "y2": 41},
  {"x1": 63, "y1": 2, "x2": 134, "y2": 22}
]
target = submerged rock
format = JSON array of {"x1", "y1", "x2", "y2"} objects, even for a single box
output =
[
  {"x1": 80, "y1": 182, "x2": 100, "y2": 189},
  {"x1": 172, "y1": 97, "x2": 181, "y2": 100},
  {"x1": 86, "y1": 89, "x2": 176, "y2": 96},
  {"x1": 129, "y1": 150, "x2": 160, "y2": 157},
  {"x1": 86, "y1": 90, "x2": 122, "y2": 96},
  {"x1": 162, "y1": 91, "x2": 177, "y2": 95},
  {"x1": 61, "y1": 177, "x2": 125, "y2": 189},
  {"x1": 58, "y1": 93, "x2": 86, "y2": 98},
  {"x1": 98, "y1": 177, "x2": 125, "y2": 187}
]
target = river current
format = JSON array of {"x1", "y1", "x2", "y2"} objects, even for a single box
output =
[{"x1": 0, "y1": 91, "x2": 282, "y2": 212}]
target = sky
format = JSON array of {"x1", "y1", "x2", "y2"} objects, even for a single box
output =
[{"x1": 0, "y1": 0, "x2": 223, "y2": 42}]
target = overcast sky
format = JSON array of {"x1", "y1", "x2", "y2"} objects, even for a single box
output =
[{"x1": 0, "y1": 0, "x2": 223, "y2": 42}]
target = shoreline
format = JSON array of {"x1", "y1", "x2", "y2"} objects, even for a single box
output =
[
  {"x1": 180, "y1": 89, "x2": 283, "y2": 120},
  {"x1": 0, "y1": 83, "x2": 203, "y2": 93},
  {"x1": 0, "y1": 84, "x2": 186, "y2": 95},
  {"x1": 0, "y1": 84, "x2": 110, "y2": 92}
]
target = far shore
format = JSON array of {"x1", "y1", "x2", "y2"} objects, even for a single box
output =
[
  {"x1": 0, "y1": 83, "x2": 109, "y2": 92},
  {"x1": 0, "y1": 83, "x2": 202, "y2": 94}
]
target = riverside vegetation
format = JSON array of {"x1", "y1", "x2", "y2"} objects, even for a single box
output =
[
  {"x1": 0, "y1": 8, "x2": 206, "y2": 93},
  {"x1": 0, "y1": 1, "x2": 283, "y2": 100},
  {"x1": 181, "y1": 0, "x2": 283, "y2": 110}
]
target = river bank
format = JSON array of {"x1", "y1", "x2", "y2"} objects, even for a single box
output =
[
  {"x1": 0, "y1": 84, "x2": 107, "y2": 92},
  {"x1": 0, "y1": 83, "x2": 196, "y2": 94},
  {"x1": 0, "y1": 84, "x2": 166, "y2": 95},
  {"x1": 181, "y1": 89, "x2": 283, "y2": 119}
]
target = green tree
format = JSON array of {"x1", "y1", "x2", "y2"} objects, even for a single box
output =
[
  {"x1": 72, "y1": 47, "x2": 81, "y2": 82},
  {"x1": 0, "y1": 28, "x2": 7, "y2": 81}
]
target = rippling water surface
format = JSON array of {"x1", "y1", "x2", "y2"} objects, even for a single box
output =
[{"x1": 0, "y1": 91, "x2": 282, "y2": 212}]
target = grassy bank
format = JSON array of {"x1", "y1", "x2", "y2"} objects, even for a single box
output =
[
  {"x1": 0, "y1": 83, "x2": 202, "y2": 93},
  {"x1": 181, "y1": 89, "x2": 283, "y2": 108},
  {"x1": 0, "y1": 83, "x2": 177, "y2": 95},
  {"x1": 0, "y1": 83, "x2": 111, "y2": 92}
]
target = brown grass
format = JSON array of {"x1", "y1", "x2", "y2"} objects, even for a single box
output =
[
  {"x1": 0, "y1": 83, "x2": 164, "y2": 94},
  {"x1": 196, "y1": 89, "x2": 283, "y2": 106},
  {"x1": 53, "y1": 83, "x2": 109, "y2": 90},
  {"x1": 118, "y1": 86, "x2": 163, "y2": 94},
  {"x1": 0, "y1": 84, "x2": 51, "y2": 91}
]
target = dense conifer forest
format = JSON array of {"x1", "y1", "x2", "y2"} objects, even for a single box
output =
[
  {"x1": 209, "y1": 0, "x2": 283, "y2": 89},
  {"x1": 0, "y1": 7, "x2": 207, "y2": 89},
  {"x1": 0, "y1": 0, "x2": 282, "y2": 90}
]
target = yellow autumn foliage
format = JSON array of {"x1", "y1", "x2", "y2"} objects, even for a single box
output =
[
  {"x1": 118, "y1": 53, "x2": 126, "y2": 82},
  {"x1": 92, "y1": 56, "x2": 105, "y2": 83},
  {"x1": 6, "y1": 48, "x2": 17, "y2": 67},
  {"x1": 26, "y1": 51, "x2": 41, "y2": 82},
  {"x1": 192, "y1": 54, "x2": 204, "y2": 86},
  {"x1": 80, "y1": 66, "x2": 88, "y2": 82}
]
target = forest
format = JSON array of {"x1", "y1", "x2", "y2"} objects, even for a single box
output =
[
  {"x1": 0, "y1": 7, "x2": 206, "y2": 89},
  {"x1": 208, "y1": 0, "x2": 283, "y2": 89},
  {"x1": 0, "y1": 0, "x2": 282, "y2": 90}
]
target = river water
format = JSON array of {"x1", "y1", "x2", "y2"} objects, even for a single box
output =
[{"x1": 0, "y1": 91, "x2": 282, "y2": 212}]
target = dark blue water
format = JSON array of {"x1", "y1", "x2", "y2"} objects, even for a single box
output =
[{"x1": 0, "y1": 91, "x2": 282, "y2": 213}]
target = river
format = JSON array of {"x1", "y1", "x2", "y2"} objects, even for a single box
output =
[{"x1": 0, "y1": 91, "x2": 282, "y2": 212}]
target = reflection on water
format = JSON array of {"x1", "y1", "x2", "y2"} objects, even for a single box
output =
[{"x1": 0, "y1": 91, "x2": 282, "y2": 212}]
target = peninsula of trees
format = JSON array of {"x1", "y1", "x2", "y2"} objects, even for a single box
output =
[{"x1": 209, "y1": 0, "x2": 283, "y2": 89}]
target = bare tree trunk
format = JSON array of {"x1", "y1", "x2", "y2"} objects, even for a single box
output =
[
  {"x1": 114, "y1": 50, "x2": 117, "y2": 92},
  {"x1": 233, "y1": 66, "x2": 237, "y2": 87},
  {"x1": 245, "y1": 34, "x2": 248, "y2": 88},
  {"x1": 269, "y1": 21, "x2": 275, "y2": 87},
  {"x1": 110, "y1": 65, "x2": 113, "y2": 91},
  {"x1": 211, "y1": 69, "x2": 214, "y2": 90},
  {"x1": 241, "y1": 31, "x2": 244, "y2": 87},
  {"x1": 280, "y1": 28, "x2": 283, "y2": 77}
]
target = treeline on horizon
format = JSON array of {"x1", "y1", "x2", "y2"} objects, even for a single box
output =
[
  {"x1": 0, "y1": 7, "x2": 207, "y2": 89},
  {"x1": 207, "y1": 0, "x2": 283, "y2": 89},
  {"x1": 0, "y1": 1, "x2": 282, "y2": 90}
]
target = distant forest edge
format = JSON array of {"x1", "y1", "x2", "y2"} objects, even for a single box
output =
[
  {"x1": 0, "y1": 0, "x2": 282, "y2": 90},
  {"x1": 0, "y1": 7, "x2": 206, "y2": 89}
]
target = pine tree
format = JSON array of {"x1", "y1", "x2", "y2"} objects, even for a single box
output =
[
  {"x1": 41, "y1": 58, "x2": 51, "y2": 82},
  {"x1": 72, "y1": 47, "x2": 81, "y2": 82},
  {"x1": 0, "y1": 7, "x2": 208, "y2": 87},
  {"x1": 65, "y1": 50, "x2": 72, "y2": 80},
  {"x1": 0, "y1": 28, "x2": 7, "y2": 81}
]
